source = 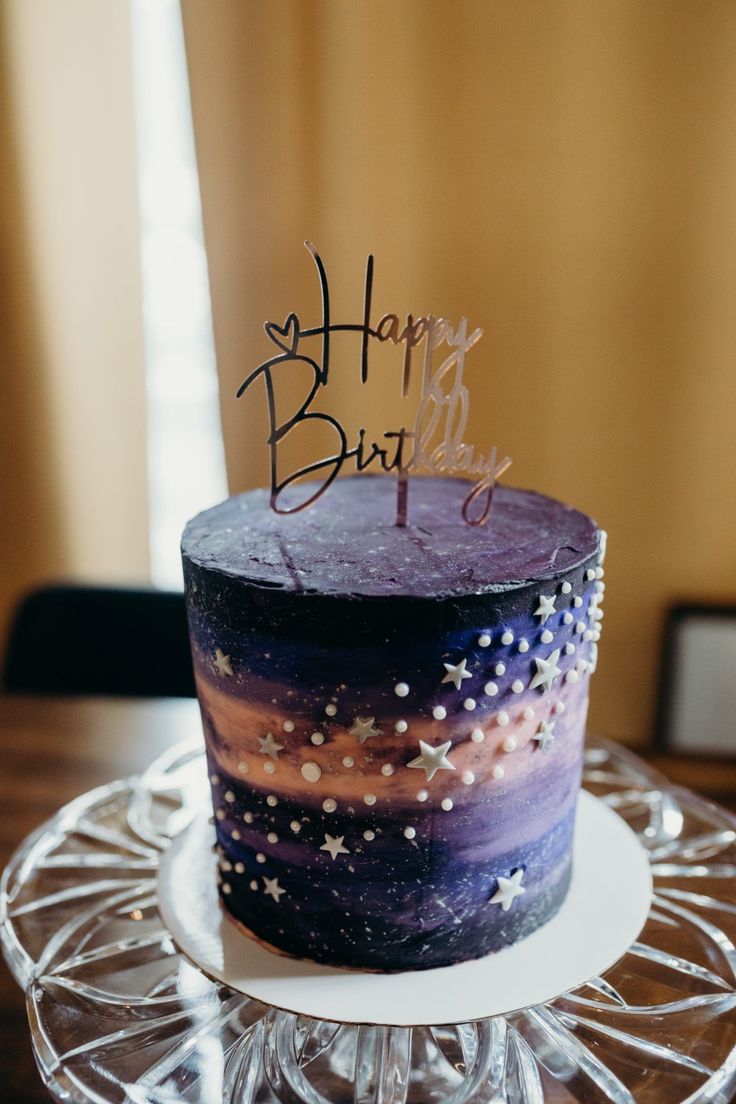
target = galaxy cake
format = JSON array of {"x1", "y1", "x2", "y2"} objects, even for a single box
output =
[{"x1": 181, "y1": 474, "x2": 605, "y2": 971}]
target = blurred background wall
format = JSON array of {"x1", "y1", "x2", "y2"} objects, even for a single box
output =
[{"x1": 1, "y1": 0, "x2": 735, "y2": 746}]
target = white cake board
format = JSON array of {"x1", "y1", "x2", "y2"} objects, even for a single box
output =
[{"x1": 158, "y1": 790, "x2": 651, "y2": 1027}]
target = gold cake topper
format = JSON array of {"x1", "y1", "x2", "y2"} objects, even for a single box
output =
[{"x1": 237, "y1": 242, "x2": 511, "y2": 526}]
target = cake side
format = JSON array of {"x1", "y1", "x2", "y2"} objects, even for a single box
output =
[{"x1": 182, "y1": 475, "x2": 605, "y2": 970}]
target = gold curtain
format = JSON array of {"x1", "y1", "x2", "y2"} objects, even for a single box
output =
[
  {"x1": 0, "y1": 0, "x2": 149, "y2": 643},
  {"x1": 182, "y1": 0, "x2": 736, "y2": 746}
]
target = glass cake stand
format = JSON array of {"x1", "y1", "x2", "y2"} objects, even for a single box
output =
[{"x1": 3, "y1": 736, "x2": 736, "y2": 1104}]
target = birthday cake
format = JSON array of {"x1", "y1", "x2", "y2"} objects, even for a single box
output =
[{"x1": 181, "y1": 473, "x2": 605, "y2": 971}]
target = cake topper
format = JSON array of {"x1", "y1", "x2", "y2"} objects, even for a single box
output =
[{"x1": 237, "y1": 242, "x2": 511, "y2": 526}]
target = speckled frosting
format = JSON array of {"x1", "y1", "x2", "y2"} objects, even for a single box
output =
[{"x1": 181, "y1": 475, "x2": 606, "y2": 971}]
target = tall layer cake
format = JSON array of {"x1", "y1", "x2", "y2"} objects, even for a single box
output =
[{"x1": 181, "y1": 475, "x2": 605, "y2": 971}]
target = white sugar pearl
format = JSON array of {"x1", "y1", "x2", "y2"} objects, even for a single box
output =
[
  {"x1": 404, "y1": 826, "x2": 416, "y2": 839},
  {"x1": 364, "y1": 830, "x2": 375, "y2": 841},
  {"x1": 522, "y1": 706, "x2": 535, "y2": 721},
  {"x1": 250, "y1": 880, "x2": 258, "y2": 890},
  {"x1": 497, "y1": 711, "x2": 510, "y2": 727},
  {"x1": 575, "y1": 622, "x2": 586, "y2": 634},
  {"x1": 554, "y1": 701, "x2": 566, "y2": 714},
  {"x1": 301, "y1": 762, "x2": 322, "y2": 783},
  {"x1": 518, "y1": 639, "x2": 529, "y2": 653},
  {"x1": 266, "y1": 795, "x2": 278, "y2": 807},
  {"x1": 485, "y1": 681, "x2": 498, "y2": 696},
  {"x1": 395, "y1": 720, "x2": 408, "y2": 733},
  {"x1": 311, "y1": 732, "x2": 325, "y2": 745},
  {"x1": 210, "y1": 773, "x2": 220, "y2": 785},
  {"x1": 231, "y1": 829, "x2": 240, "y2": 839},
  {"x1": 463, "y1": 698, "x2": 476, "y2": 711},
  {"x1": 512, "y1": 680, "x2": 524, "y2": 694},
  {"x1": 215, "y1": 809, "x2": 225, "y2": 820},
  {"x1": 322, "y1": 798, "x2": 337, "y2": 813},
  {"x1": 225, "y1": 790, "x2": 235, "y2": 802},
  {"x1": 492, "y1": 765, "x2": 505, "y2": 779},
  {"x1": 222, "y1": 882, "x2": 232, "y2": 895},
  {"x1": 395, "y1": 682, "x2": 409, "y2": 697},
  {"x1": 563, "y1": 612, "x2": 574, "y2": 624},
  {"x1": 381, "y1": 764, "x2": 394, "y2": 776},
  {"x1": 364, "y1": 793, "x2": 377, "y2": 806},
  {"x1": 256, "y1": 853, "x2": 266, "y2": 863},
  {"x1": 290, "y1": 821, "x2": 301, "y2": 833},
  {"x1": 471, "y1": 727, "x2": 485, "y2": 743},
  {"x1": 441, "y1": 798, "x2": 453, "y2": 811},
  {"x1": 282, "y1": 720, "x2": 295, "y2": 732},
  {"x1": 220, "y1": 860, "x2": 232, "y2": 871},
  {"x1": 432, "y1": 705, "x2": 447, "y2": 720},
  {"x1": 596, "y1": 565, "x2": 604, "y2": 579},
  {"x1": 417, "y1": 790, "x2": 429, "y2": 802},
  {"x1": 234, "y1": 862, "x2": 245, "y2": 874},
  {"x1": 586, "y1": 568, "x2": 596, "y2": 581},
  {"x1": 267, "y1": 832, "x2": 278, "y2": 843},
  {"x1": 462, "y1": 770, "x2": 475, "y2": 785},
  {"x1": 325, "y1": 703, "x2": 337, "y2": 716},
  {"x1": 495, "y1": 662, "x2": 506, "y2": 675},
  {"x1": 541, "y1": 630, "x2": 554, "y2": 644},
  {"x1": 561, "y1": 581, "x2": 572, "y2": 594},
  {"x1": 243, "y1": 812, "x2": 254, "y2": 823},
  {"x1": 565, "y1": 643, "x2": 576, "y2": 655},
  {"x1": 342, "y1": 756, "x2": 355, "y2": 768},
  {"x1": 478, "y1": 633, "x2": 492, "y2": 647},
  {"x1": 263, "y1": 761, "x2": 276, "y2": 774},
  {"x1": 237, "y1": 761, "x2": 249, "y2": 774},
  {"x1": 501, "y1": 630, "x2": 514, "y2": 645},
  {"x1": 503, "y1": 736, "x2": 517, "y2": 753},
  {"x1": 573, "y1": 596, "x2": 583, "y2": 608},
  {"x1": 566, "y1": 670, "x2": 580, "y2": 684}
]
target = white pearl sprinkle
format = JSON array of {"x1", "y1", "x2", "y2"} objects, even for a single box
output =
[
  {"x1": 586, "y1": 568, "x2": 596, "y2": 581},
  {"x1": 573, "y1": 596, "x2": 583, "y2": 608},
  {"x1": 224, "y1": 790, "x2": 235, "y2": 802},
  {"x1": 325, "y1": 703, "x2": 337, "y2": 716},
  {"x1": 575, "y1": 621, "x2": 586, "y2": 634},
  {"x1": 541, "y1": 629, "x2": 554, "y2": 644},
  {"x1": 462, "y1": 770, "x2": 475, "y2": 785},
  {"x1": 503, "y1": 736, "x2": 517, "y2": 753},
  {"x1": 511, "y1": 679, "x2": 524, "y2": 694},
  {"x1": 210, "y1": 774, "x2": 220, "y2": 785},
  {"x1": 463, "y1": 698, "x2": 476, "y2": 711},
  {"x1": 266, "y1": 795, "x2": 278, "y2": 807},
  {"x1": 364, "y1": 793, "x2": 377, "y2": 806},
  {"x1": 263, "y1": 761, "x2": 276, "y2": 774},
  {"x1": 322, "y1": 798, "x2": 337, "y2": 813},
  {"x1": 237, "y1": 761, "x2": 249, "y2": 774},
  {"x1": 495, "y1": 662, "x2": 506, "y2": 676},
  {"x1": 231, "y1": 829, "x2": 240, "y2": 839},
  {"x1": 518, "y1": 639, "x2": 529, "y2": 653},
  {"x1": 283, "y1": 720, "x2": 295, "y2": 732},
  {"x1": 492, "y1": 765, "x2": 505, "y2": 779},
  {"x1": 395, "y1": 682, "x2": 409, "y2": 697},
  {"x1": 471, "y1": 727, "x2": 485, "y2": 743},
  {"x1": 565, "y1": 642, "x2": 576, "y2": 655},
  {"x1": 215, "y1": 809, "x2": 225, "y2": 821},
  {"x1": 256, "y1": 853, "x2": 266, "y2": 863},
  {"x1": 566, "y1": 670, "x2": 580, "y2": 684},
  {"x1": 563, "y1": 612, "x2": 574, "y2": 624},
  {"x1": 497, "y1": 711, "x2": 510, "y2": 727},
  {"x1": 485, "y1": 681, "x2": 498, "y2": 696},
  {"x1": 501, "y1": 630, "x2": 514, "y2": 645},
  {"x1": 311, "y1": 732, "x2": 325, "y2": 745},
  {"x1": 522, "y1": 706, "x2": 535, "y2": 721},
  {"x1": 596, "y1": 565, "x2": 605, "y2": 579},
  {"x1": 478, "y1": 633, "x2": 492, "y2": 647},
  {"x1": 417, "y1": 790, "x2": 429, "y2": 802},
  {"x1": 432, "y1": 705, "x2": 447, "y2": 720},
  {"x1": 364, "y1": 830, "x2": 375, "y2": 841},
  {"x1": 250, "y1": 879, "x2": 258, "y2": 890},
  {"x1": 381, "y1": 764, "x2": 394, "y2": 776},
  {"x1": 301, "y1": 762, "x2": 322, "y2": 783},
  {"x1": 290, "y1": 820, "x2": 301, "y2": 833},
  {"x1": 561, "y1": 581, "x2": 572, "y2": 594},
  {"x1": 554, "y1": 701, "x2": 566, "y2": 714},
  {"x1": 267, "y1": 831, "x2": 278, "y2": 843},
  {"x1": 584, "y1": 629, "x2": 594, "y2": 641},
  {"x1": 441, "y1": 798, "x2": 453, "y2": 811},
  {"x1": 342, "y1": 756, "x2": 355, "y2": 768},
  {"x1": 395, "y1": 720, "x2": 408, "y2": 733},
  {"x1": 222, "y1": 882, "x2": 232, "y2": 895},
  {"x1": 404, "y1": 826, "x2": 416, "y2": 839},
  {"x1": 234, "y1": 862, "x2": 245, "y2": 874},
  {"x1": 221, "y1": 860, "x2": 232, "y2": 871},
  {"x1": 243, "y1": 811, "x2": 254, "y2": 823}
]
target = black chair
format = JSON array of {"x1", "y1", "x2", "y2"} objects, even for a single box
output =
[{"x1": 2, "y1": 584, "x2": 196, "y2": 697}]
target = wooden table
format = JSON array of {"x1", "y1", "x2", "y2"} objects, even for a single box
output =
[
  {"x1": 2, "y1": 695, "x2": 736, "y2": 1102},
  {"x1": 0, "y1": 694, "x2": 202, "y2": 1104}
]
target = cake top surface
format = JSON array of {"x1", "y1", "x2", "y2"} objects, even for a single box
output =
[{"x1": 181, "y1": 475, "x2": 599, "y2": 599}]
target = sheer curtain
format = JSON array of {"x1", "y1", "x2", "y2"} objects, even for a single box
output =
[{"x1": 181, "y1": 0, "x2": 736, "y2": 745}]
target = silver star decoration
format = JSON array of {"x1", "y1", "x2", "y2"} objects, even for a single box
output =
[
  {"x1": 320, "y1": 833, "x2": 350, "y2": 860},
  {"x1": 533, "y1": 720, "x2": 555, "y2": 750},
  {"x1": 529, "y1": 648, "x2": 562, "y2": 693},
  {"x1": 213, "y1": 648, "x2": 233, "y2": 677},
  {"x1": 489, "y1": 868, "x2": 526, "y2": 911},
  {"x1": 534, "y1": 595, "x2": 556, "y2": 625},
  {"x1": 407, "y1": 739, "x2": 456, "y2": 781},
  {"x1": 442, "y1": 657, "x2": 472, "y2": 690},
  {"x1": 263, "y1": 876, "x2": 286, "y2": 902},
  {"x1": 349, "y1": 716, "x2": 381, "y2": 744},
  {"x1": 258, "y1": 732, "x2": 284, "y2": 759}
]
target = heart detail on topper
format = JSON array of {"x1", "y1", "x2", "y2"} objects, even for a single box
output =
[{"x1": 264, "y1": 312, "x2": 300, "y2": 354}]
